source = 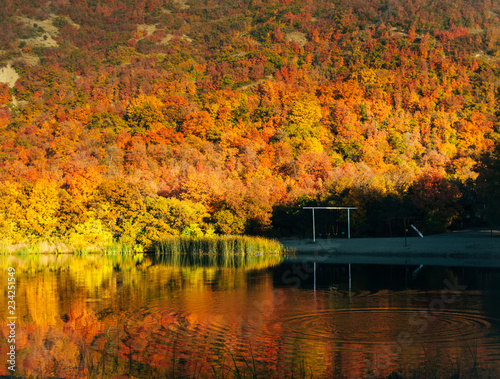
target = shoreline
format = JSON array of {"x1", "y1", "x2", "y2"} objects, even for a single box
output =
[{"x1": 280, "y1": 228, "x2": 500, "y2": 268}]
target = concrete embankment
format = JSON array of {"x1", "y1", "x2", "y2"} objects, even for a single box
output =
[{"x1": 280, "y1": 228, "x2": 500, "y2": 267}]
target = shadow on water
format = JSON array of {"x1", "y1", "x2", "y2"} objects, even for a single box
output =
[{"x1": 274, "y1": 260, "x2": 500, "y2": 292}]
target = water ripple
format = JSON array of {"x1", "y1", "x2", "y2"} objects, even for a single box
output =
[{"x1": 281, "y1": 308, "x2": 496, "y2": 345}]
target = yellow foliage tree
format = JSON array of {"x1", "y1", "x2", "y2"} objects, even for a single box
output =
[
  {"x1": 67, "y1": 218, "x2": 114, "y2": 252},
  {"x1": 286, "y1": 94, "x2": 323, "y2": 154},
  {"x1": 0, "y1": 181, "x2": 24, "y2": 243},
  {"x1": 20, "y1": 179, "x2": 60, "y2": 239}
]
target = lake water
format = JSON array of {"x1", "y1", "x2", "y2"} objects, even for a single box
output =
[{"x1": 1, "y1": 253, "x2": 500, "y2": 378}]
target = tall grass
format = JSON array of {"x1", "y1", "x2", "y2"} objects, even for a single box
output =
[{"x1": 155, "y1": 235, "x2": 284, "y2": 256}]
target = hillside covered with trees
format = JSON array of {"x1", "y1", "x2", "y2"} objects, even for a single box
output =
[{"x1": 1, "y1": 0, "x2": 500, "y2": 250}]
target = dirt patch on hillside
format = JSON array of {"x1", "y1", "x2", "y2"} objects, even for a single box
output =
[
  {"x1": 0, "y1": 64, "x2": 20, "y2": 88},
  {"x1": 173, "y1": 0, "x2": 190, "y2": 9},
  {"x1": 160, "y1": 34, "x2": 174, "y2": 44},
  {"x1": 138, "y1": 24, "x2": 158, "y2": 36},
  {"x1": 135, "y1": 23, "x2": 190, "y2": 44},
  {"x1": 24, "y1": 33, "x2": 58, "y2": 48},
  {"x1": 470, "y1": 28, "x2": 484, "y2": 34},
  {"x1": 19, "y1": 54, "x2": 40, "y2": 66},
  {"x1": 286, "y1": 31, "x2": 307, "y2": 47},
  {"x1": 390, "y1": 28, "x2": 407, "y2": 38},
  {"x1": 15, "y1": 15, "x2": 80, "y2": 49},
  {"x1": 181, "y1": 34, "x2": 193, "y2": 43},
  {"x1": 472, "y1": 50, "x2": 500, "y2": 63},
  {"x1": 16, "y1": 15, "x2": 68, "y2": 49}
]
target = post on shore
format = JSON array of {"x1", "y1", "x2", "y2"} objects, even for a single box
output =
[{"x1": 303, "y1": 206, "x2": 357, "y2": 240}]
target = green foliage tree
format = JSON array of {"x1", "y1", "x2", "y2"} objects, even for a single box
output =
[
  {"x1": 132, "y1": 197, "x2": 211, "y2": 250},
  {"x1": 126, "y1": 95, "x2": 166, "y2": 134},
  {"x1": 213, "y1": 209, "x2": 246, "y2": 235},
  {"x1": 150, "y1": 197, "x2": 210, "y2": 233},
  {"x1": 52, "y1": 17, "x2": 68, "y2": 30},
  {"x1": 181, "y1": 223, "x2": 205, "y2": 237},
  {"x1": 87, "y1": 112, "x2": 128, "y2": 132}
]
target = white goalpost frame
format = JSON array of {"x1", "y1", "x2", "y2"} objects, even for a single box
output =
[{"x1": 303, "y1": 207, "x2": 358, "y2": 242}]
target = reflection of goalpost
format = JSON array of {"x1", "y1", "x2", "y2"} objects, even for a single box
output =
[{"x1": 303, "y1": 207, "x2": 357, "y2": 242}]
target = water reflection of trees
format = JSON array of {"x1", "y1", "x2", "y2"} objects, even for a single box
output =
[
  {"x1": 156, "y1": 251, "x2": 283, "y2": 269},
  {"x1": 0, "y1": 253, "x2": 283, "y2": 377},
  {"x1": 0, "y1": 256, "x2": 498, "y2": 378}
]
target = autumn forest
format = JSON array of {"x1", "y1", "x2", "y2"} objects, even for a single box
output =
[{"x1": 1, "y1": 0, "x2": 500, "y2": 251}]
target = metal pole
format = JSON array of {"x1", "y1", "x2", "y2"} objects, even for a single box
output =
[
  {"x1": 349, "y1": 263, "x2": 351, "y2": 292},
  {"x1": 347, "y1": 208, "x2": 351, "y2": 239},
  {"x1": 312, "y1": 208, "x2": 316, "y2": 242}
]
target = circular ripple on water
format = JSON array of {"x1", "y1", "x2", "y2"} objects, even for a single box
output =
[{"x1": 281, "y1": 308, "x2": 495, "y2": 345}]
